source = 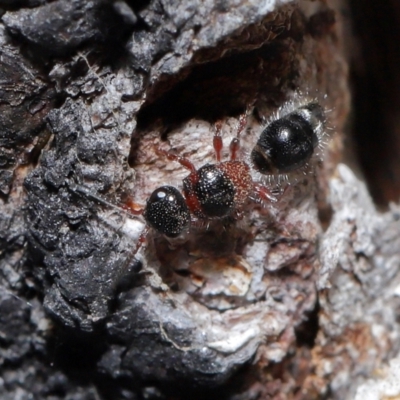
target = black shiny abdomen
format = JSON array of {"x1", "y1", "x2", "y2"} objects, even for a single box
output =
[
  {"x1": 184, "y1": 164, "x2": 235, "y2": 218},
  {"x1": 144, "y1": 186, "x2": 190, "y2": 237},
  {"x1": 251, "y1": 102, "x2": 323, "y2": 174}
]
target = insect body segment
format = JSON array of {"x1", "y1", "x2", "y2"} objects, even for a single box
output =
[
  {"x1": 160, "y1": 111, "x2": 256, "y2": 221},
  {"x1": 217, "y1": 161, "x2": 253, "y2": 213},
  {"x1": 251, "y1": 102, "x2": 326, "y2": 175},
  {"x1": 183, "y1": 164, "x2": 236, "y2": 218},
  {"x1": 83, "y1": 99, "x2": 326, "y2": 261},
  {"x1": 143, "y1": 186, "x2": 190, "y2": 238},
  {"x1": 182, "y1": 161, "x2": 253, "y2": 219}
]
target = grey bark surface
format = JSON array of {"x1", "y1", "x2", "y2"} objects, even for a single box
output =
[{"x1": 0, "y1": 1, "x2": 399, "y2": 399}]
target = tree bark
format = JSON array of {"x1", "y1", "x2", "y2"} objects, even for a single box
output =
[{"x1": 0, "y1": 1, "x2": 399, "y2": 399}]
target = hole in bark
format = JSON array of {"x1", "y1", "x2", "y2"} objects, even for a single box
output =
[
  {"x1": 47, "y1": 327, "x2": 108, "y2": 383},
  {"x1": 294, "y1": 298, "x2": 320, "y2": 348},
  {"x1": 307, "y1": 9, "x2": 336, "y2": 38},
  {"x1": 130, "y1": 40, "x2": 298, "y2": 167},
  {"x1": 152, "y1": 362, "x2": 252, "y2": 400},
  {"x1": 318, "y1": 203, "x2": 333, "y2": 231},
  {"x1": 135, "y1": 41, "x2": 297, "y2": 132},
  {"x1": 112, "y1": 258, "x2": 143, "y2": 295},
  {"x1": 349, "y1": 0, "x2": 400, "y2": 207},
  {"x1": 125, "y1": 0, "x2": 151, "y2": 13}
]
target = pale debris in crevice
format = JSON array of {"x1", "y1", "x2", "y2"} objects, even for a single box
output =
[{"x1": 354, "y1": 356, "x2": 400, "y2": 400}]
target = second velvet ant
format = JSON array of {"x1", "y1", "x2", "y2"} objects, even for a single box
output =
[{"x1": 124, "y1": 98, "x2": 327, "y2": 257}]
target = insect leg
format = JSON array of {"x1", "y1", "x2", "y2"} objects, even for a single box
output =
[
  {"x1": 213, "y1": 120, "x2": 224, "y2": 162},
  {"x1": 229, "y1": 110, "x2": 248, "y2": 161}
]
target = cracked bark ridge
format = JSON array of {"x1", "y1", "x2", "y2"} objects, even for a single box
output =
[
  {"x1": 314, "y1": 165, "x2": 400, "y2": 398},
  {"x1": 25, "y1": 99, "x2": 137, "y2": 332},
  {"x1": 3, "y1": 0, "x2": 395, "y2": 399},
  {"x1": 0, "y1": 26, "x2": 55, "y2": 196},
  {"x1": 2, "y1": 0, "x2": 135, "y2": 56}
]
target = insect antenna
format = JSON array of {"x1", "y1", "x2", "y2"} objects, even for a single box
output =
[{"x1": 67, "y1": 182, "x2": 143, "y2": 218}]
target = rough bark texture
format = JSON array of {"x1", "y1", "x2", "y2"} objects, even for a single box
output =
[{"x1": 0, "y1": 1, "x2": 399, "y2": 399}]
